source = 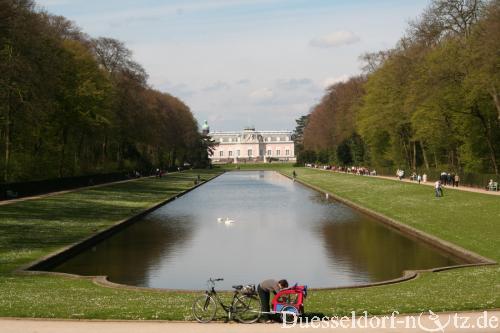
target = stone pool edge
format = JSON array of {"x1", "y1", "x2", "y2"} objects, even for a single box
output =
[
  {"x1": 16, "y1": 171, "x2": 225, "y2": 277},
  {"x1": 279, "y1": 171, "x2": 497, "y2": 290},
  {"x1": 15, "y1": 169, "x2": 496, "y2": 295}
]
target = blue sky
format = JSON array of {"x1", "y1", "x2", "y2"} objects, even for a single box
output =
[{"x1": 36, "y1": 0, "x2": 429, "y2": 131}]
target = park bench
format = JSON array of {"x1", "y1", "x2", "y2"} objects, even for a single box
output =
[
  {"x1": 487, "y1": 182, "x2": 498, "y2": 191},
  {"x1": 5, "y1": 190, "x2": 18, "y2": 199}
]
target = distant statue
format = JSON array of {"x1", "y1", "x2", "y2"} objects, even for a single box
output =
[{"x1": 202, "y1": 120, "x2": 210, "y2": 135}]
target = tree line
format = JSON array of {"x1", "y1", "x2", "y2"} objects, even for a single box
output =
[
  {"x1": 0, "y1": 0, "x2": 210, "y2": 183},
  {"x1": 297, "y1": 0, "x2": 499, "y2": 175}
]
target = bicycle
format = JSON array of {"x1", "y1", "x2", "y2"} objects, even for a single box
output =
[{"x1": 192, "y1": 278, "x2": 262, "y2": 323}]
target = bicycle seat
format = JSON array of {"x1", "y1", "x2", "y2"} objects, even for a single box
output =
[{"x1": 232, "y1": 285, "x2": 243, "y2": 290}]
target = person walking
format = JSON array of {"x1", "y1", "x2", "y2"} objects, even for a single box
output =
[
  {"x1": 417, "y1": 174, "x2": 422, "y2": 184},
  {"x1": 435, "y1": 180, "x2": 443, "y2": 197},
  {"x1": 454, "y1": 174, "x2": 460, "y2": 187},
  {"x1": 257, "y1": 279, "x2": 288, "y2": 322}
]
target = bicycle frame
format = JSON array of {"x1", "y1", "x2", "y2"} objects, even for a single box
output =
[
  {"x1": 193, "y1": 278, "x2": 261, "y2": 323},
  {"x1": 206, "y1": 287, "x2": 249, "y2": 321}
]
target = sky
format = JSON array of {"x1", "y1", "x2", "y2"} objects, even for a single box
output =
[{"x1": 36, "y1": 0, "x2": 430, "y2": 131}]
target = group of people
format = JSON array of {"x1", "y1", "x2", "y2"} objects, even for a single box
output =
[
  {"x1": 154, "y1": 168, "x2": 166, "y2": 178},
  {"x1": 305, "y1": 164, "x2": 377, "y2": 176},
  {"x1": 344, "y1": 166, "x2": 376, "y2": 176},
  {"x1": 439, "y1": 171, "x2": 460, "y2": 187},
  {"x1": 304, "y1": 164, "x2": 499, "y2": 195},
  {"x1": 409, "y1": 172, "x2": 427, "y2": 184},
  {"x1": 130, "y1": 168, "x2": 168, "y2": 179},
  {"x1": 396, "y1": 170, "x2": 460, "y2": 188},
  {"x1": 396, "y1": 169, "x2": 428, "y2": 184}
]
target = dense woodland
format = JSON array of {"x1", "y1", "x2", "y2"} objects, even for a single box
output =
[
  {"x1": 297, "y1": 0, "x2": 500, "y2": 175},
  {"x1": 0, "y1": 0, "x2": 211, "y2": 183}
]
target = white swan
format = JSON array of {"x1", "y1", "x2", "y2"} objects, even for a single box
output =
[
  {"x1": 217, "y1": 217, "x2": 223, "y2": 223},
  {"x1": 224, "y1": 217, "x2": 235, "y2": 225}
]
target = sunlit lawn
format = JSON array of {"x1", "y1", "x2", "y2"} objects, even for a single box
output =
[
  {"x1": 283, "y1": 168, "x2": 500, "y2": 261},
  {"x1": 0, "y1": 166, "x2": 498, "y2": 320}
]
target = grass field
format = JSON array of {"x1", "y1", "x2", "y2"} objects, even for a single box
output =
[
  {"x1": 0, "y1": 166, "x2": 498, "y2": 319},
  {"x1": 283, "y1": 168, "x2": 500, "y2": 261}
]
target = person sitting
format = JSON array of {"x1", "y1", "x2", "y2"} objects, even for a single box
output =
[
  {"x1": 487, "y1": 179, "x2": 497, "y2": 191},
  {"x1": 257, "y1": 279, "x2": 288, "y2": 322}
]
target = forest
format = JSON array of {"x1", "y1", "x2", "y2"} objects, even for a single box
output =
[
  {"x1": 297, "y1": 0, "x2": 500, "y2": 176},
  {"x1": 0, "y1": 0, "x2": 210, "y2": 183}
]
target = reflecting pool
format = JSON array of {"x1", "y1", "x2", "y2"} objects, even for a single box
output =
[{"x1": 53, "y1": 171, "x2": 461, "y2": 290}]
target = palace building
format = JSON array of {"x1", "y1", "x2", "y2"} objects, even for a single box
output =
[{"x1": 203, "y1": 122, "x2": 295, "y2": 163}]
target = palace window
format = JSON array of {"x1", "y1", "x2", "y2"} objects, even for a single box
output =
[
  {"x1": 237, "y1": 150, "x2": 240, "y2": 156},
  {"x1": 219, "y1": 151, "x2": 224, "y2": 157},
  {"x1": 276, "y1": 149, "x2": 281, "y2": 156},
  {"x1": 267, "y1": 150, "x2": 272, "y2": 156},
  {"x1": 285, "y1": 149, "x2": 290, "y2": 156},
  {"x1": 248, "y1": 149, "x2": 252, "y2": 157},
  {"x1": 229, "y1": 151, "x2": 233, "y2": 157}
]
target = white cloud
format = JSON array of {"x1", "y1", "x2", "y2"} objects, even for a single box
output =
[
  {"x1": 157, "y1": 81, "x2": 196, "y2": 99},
  {"x1": 202, "y1": 81, "x2": 230, "y2": 92},
  {"x1": 235, "y1": 79, "x2": 251, "y2": 85},
  {"x1": 309, "y1": 31, "x2": 360, "y2": 48},
  {"x1": 249, "y1": 88, "x2": 275, "y2": 101},
  {"x1": 322, "y1": 74, "x2": 350, "y2": 88},
  {"x1": 38, "y1": 0, "x2": 427, "y2": 131},
  {"x1": 36, "y1": 0, "x2": 73, "y2": 5},
  {"x1": 276, "y1": 78, "x2": 315, "y2": 91}
]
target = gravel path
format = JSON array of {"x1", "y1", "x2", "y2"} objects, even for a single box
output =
[
  {"x1": 1, "y1": 311, "x2": 499, "y2": 332},
  {"x1": 314, "y1": 168, "x2": 500, "y2": 196}
]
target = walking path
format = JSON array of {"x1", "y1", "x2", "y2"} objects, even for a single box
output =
[
  {"x1": 1, "y1": 310, "x2": 499, "y2": 332},
  {"x1": 2, "y1": 170, "x2": 498, "y2": 207},
  {"x1": 376, "y1": 175, "x2": 500, "y2": 196}
]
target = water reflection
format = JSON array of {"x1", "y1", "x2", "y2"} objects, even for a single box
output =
[
  {"x1": 54, "y1": 214, "x2": 195, "y2": 286},
  {"x1": 318, "y1": 215, "x2": 458, "y2": 282},
  {"x1": 53, "y1": 171, "x2": 461, "y2": 290}
]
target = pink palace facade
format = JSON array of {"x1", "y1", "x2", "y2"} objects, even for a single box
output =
[{"x1": 206, "y1": 124, "x2": 296, "y2": 163}]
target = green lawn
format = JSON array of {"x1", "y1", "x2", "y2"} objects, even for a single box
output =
[
  {"x1": 280, "y1": 168, "x2": 500, "y2": 316},
  {"x1": 285, "y1": 168, "x2": 500, "y2": 261},
  {"x1": 0, "y1": 167, "x2": 498, "y2": 320}
]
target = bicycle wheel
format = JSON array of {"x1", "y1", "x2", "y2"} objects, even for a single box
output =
[
  {"x1": 234, "y1": 294, "x2": 261, "y2": 324},
  {"x1": 281, "y1": 305, "x2": 299, "y2": 324},
  {"x1": 192, "y1": 294, "x2": 217, "y2": 323}
]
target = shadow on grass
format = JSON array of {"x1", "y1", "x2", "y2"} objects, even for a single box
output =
[{"x1": 0, "y1": 171, "x2": 219, "y2": 272}]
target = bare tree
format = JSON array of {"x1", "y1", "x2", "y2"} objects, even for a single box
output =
[
  {"x1": 42, "y1": 14, "x2": 87, "y2": 41},
  {"x1": 359, "y1": 50, "x2": 391, "y2": 74},
  {"x1": 90, "y1": 37, "x2": 147, "y2": 83},
  {"x1": 408, "y1": 0, "x2": 485, "y2": 44}
]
